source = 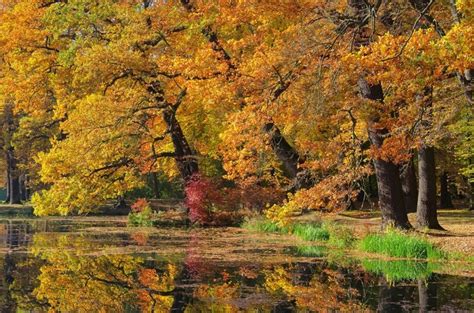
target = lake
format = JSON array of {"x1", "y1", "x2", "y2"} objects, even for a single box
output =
[{"x1": 0, "y1": 218, "x2": 473, "y2": 312}]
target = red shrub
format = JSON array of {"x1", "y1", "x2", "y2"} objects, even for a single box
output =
[
  {"x1": 131, "y1": 198, "x2": 150, "y2": 213},
  {"x1": 185, "y1": 175, "x2": 219, "y2": 224},
  {"x1": 185, "y1": 174, "x2": 285, "y2": 225}
]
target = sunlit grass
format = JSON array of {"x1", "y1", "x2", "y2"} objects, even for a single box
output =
[
  {"x1": 292, "y1": 223, "x2": 330, "y2": 241},
  {"x1": 359, "y1": 230, "x2": 445, "y2": 260},
  {"x1": 241, "y1": 218, "x2": 287, "y2": 233},
  {"x1": 290, "y1": 245, "x2": 327, "y2": 257}
]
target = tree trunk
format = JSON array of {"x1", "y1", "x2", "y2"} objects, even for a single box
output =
[
  {"x1": 263, "y1": 122, "x2": 300, "y2": 178},
  {"x1": 359, "y1": 79, "x2": 411, "y2": 229},
  {"x1": 163, "y1": 109, "x2": 199, "y2": 182},
  {"x1": 369, "y1": 126, "x2": 411, "y2": 229},
  {"x1": 469, "y1": 182, "x2": 474, "y2": 211},
  {"x1": 439, "y1": 171, "x2": 453, "y2": 208},
  {"x1": 417, "y1": 146, "x2": 443, "y2": 229},
  {"x1": 6, "y1": 148, "x2": 21, "y2": 205},
  {"x1": 400, "y1": 158, "x2": 418, "y2": 213},
  {"x1": 5, "y1": 171, "x2": 10, "y2": 203},
  {"x1": 348, "y1": 0, "x2": 411, "y2": 229},
  {"x1": 151, "y1": 172, "x2": 160, "y2": 198}
]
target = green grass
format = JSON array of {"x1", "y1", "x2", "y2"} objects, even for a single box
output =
[
  {"x1": 361, "y1": 259, "x2": 438, "y2": 282},
  {"x1": 326, "y1": 223, "x2": 356, "y2": 248},
  {"x1": 241, "y1": 218, "x2": 287, "y2": 233},
  {"x1": 290, "y1": 245, "x2": 327, "y2": 257},
  {"x1": 291, "y1": 223, "x2": 330, "y2": 241},
  {"x1": 242, "y1": 218, "x2": 357, "y2": 248},
  {"x1": 359, "y1": 230, "x2": 445, "y2": 260}
]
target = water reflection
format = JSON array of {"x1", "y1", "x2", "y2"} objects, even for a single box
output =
[{"x1": 0, "y1": 220, "x2": 473, "y2": 312}]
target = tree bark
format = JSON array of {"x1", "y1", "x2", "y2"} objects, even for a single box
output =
[
  {"x1": 469, "y1": 182, "x2": 474, "y2": 211},
  {"x1": 5, "y1": 170, "x2": 10, "y2": 203},
  {"x1": 151, "y1": 172, "x2": 161, "y2": 198},
  {"x1": 360, "y1": 79, "x2": 411, "y2": 229},
  {"x1": 163, "y1": 109, "x2": 199, "y2": 182},
  {"x1": 6, "y1": 148, "x2": 21, "y2": 205},
  {"x1": 369, "y1": 126, "x2": 411, "y2": 229},
  {"x1": 417, "y1": 146, "x2": 443, "y2": 229},
  {"x1": 348, "y1": 0, "x2": 411, "y2": 229},
  {"x1": 263, "y1": 122, "x2": 300, "y2": 178},
  {"x1": 400, "y1": 158, "x2": 418, "y2": 213},
  {"x1": 439, "y1": 171, "x2": 453, "y2": 208}
]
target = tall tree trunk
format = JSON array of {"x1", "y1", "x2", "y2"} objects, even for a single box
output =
[
  {"x1": 151, "y1": 172, "x2": 160, "y2": 198},
  {"x1": 7, "y1": 149, "x2": 21, "y2": 205},
  {"x1": 369, "y1": 126, "x2": 411, "y2": 229},
  {"x1": 440, "y1": 171, "x2": 453, "y2": 208},
  {"x1": 163, "y1": 109, "x2": 199, "y2": 182},
  {"x1": 417, "y1": 146, "x2": 443, "y2": 229},
  {"x1": 348, "y1": 0, "x2": 411, "y2": 229},
  {"x1": 416, "y1": 85, "x2": 443, "y2": 230},
  {"x1": 360, "y1": 79, "x2": 411, "y2": 229},
  {"x1": 5, "y1": 170, "x2": 10, "y2": 203},
  {"x1": 400, "y1": 158, "x2": 418, "y2": 213},
  {"x1": 469, "y1": 182, "x2": 474, "y2": 211},
  {"x1": 147, "y1": 81, "x2": 199, "y2": 183}
]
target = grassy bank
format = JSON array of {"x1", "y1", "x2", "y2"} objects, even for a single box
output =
[
  {"x1": 242, "y1": 218, "x2": 356, "y2": 249},
  {"x1": 242, "y1": 217, "x2": 452, "y2": 261}
]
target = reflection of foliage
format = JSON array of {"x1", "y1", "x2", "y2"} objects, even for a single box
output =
[
  {"x1": 264, "y1": 265, "x2": 369, "y2": 312},
  {"x1": 361, "y1": 259, "x2": 438, "y2": 283},
  {"x1": 8, "y1": 258, "x2": 48, "y2": 311},
  {"x1": 29, "y1": 234, "x2": 177, "y2": 312},
  {"x1": 193, "y1": 282, "x2": 239, "y2": 312}
]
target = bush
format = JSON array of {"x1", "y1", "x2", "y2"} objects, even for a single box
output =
[
  {"x1": 359, "y1": 230, "x2": 444, "y2": 260},
  {"x1": 128, "y1": 198, "x2": 155, "y2": 227},
  {"x1": 326, "y1": 223, "x2": 356, "y2": 248},
  {"x1": 186, "y1": 175, "x2": 284, "y2": 226}
]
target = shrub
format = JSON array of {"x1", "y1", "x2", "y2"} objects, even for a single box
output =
[
  {"x1": 185, "y1": 175, "x2": 216, "y2": 224},
  {"x1": 185, "y1": 175, "x2": 284, "y2": 226},
  {"x1": 326, "y1": 223, "x2": 356, "y2": 248},
  {"x1": 359, "y1": 230, "x2": 444, "y2": 259},
  {"x1": 128, "y1": 199, "x2": 154, "y2": 227}
]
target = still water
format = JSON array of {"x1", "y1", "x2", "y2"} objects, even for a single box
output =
[{"x1": 0, "y1": 218, "x2": 473, "y2": 312}]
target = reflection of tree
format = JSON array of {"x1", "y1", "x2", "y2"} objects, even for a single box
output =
[
  {"x1": 28, "y1": 234, "x2": 178, "y2": 312},
  {"x1": 263, "y1": 263, "x2": 370, "y2": 312},
  {"x1": 8, "y1": 256, "x2": 49, "y2": 312}
]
